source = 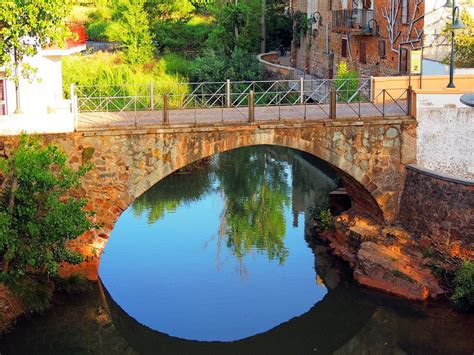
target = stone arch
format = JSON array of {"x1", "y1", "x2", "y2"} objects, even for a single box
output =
[
  {"x1": 63, "y1": 122, "x2": 407, "y2": 279},
  {"x1": 128, "y1": 129, "x2": 388, "y2": 224}
]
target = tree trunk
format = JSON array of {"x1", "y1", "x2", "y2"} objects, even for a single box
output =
[
  {"x1": 260, "y1": 0, "x2": 266, "y2": 53},
  {"x1": 13, "y1": 49, "x2": 22, "y2": 114}
]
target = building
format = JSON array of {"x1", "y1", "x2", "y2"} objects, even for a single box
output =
[
  {"x1": 0, "y1": 23, "x2": 87, "y2": 116},
  {"x1": 289, "y1": 0, "x2": 473, "y2": 78}
]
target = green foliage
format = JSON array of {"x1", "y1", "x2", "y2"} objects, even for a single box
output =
[
  {"x1": 442, "y1": 11, "x2": 474, "y2": 68},
  {"x1": 152, "y1": 15, "x2": 214, "y2": 54},
  {"x1": 265, "y1": 0, "x2": 292, "y2": 50},
  {"x1": 216, "y1": 148, "x2": 291, "y2": 264},
  {"x1": 189, "y1": 48, "x2": 264, "y2": 82},
  {"x1": 0, "y1": 0, "x2": 72, "y2": 83},
  {"x1": 205, "y1": 0, "x2": 261, "y2": 54},
  {"x1": 145, "y1": 0, "x2": 195, "y2": 22},
  {"x1": 0, "y1": 135, "x2": 96, "y2": 280},
  {"x1": 9, "y1": 277, "x2": 53, "y2": 314},
  {"x1": 133, "y1": 160, "x2": 213, "y2": 223},
  {"x1": 62, "y1": 52, "x2": 188, "y2": 99},
  {"x1": 312, "y1": 208, "x2": 335, "y2": 232},
  {"x1": 451, "y1": 261, "x2": 474, "y2": 312},
  {"x1": 53, "y1": 274, "x2": 91, "y2": 294},
  {"x1": 160, "y1": 53, "x2": 190, "y2": 76},
  {"x1": 335, "y1": 62, "x2": 360, "y2": 102},
  {"x1": 115, "y1": 0, "x2": 154, "y2": 64}
]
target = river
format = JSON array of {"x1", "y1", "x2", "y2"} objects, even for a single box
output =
[{"x1": 1, "y1": 146, "x2": 472, "y2": 354}]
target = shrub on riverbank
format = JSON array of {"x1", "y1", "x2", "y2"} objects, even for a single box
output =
[
  {"x1": 62, "y1": 52, "x2": 188, "y2": 98},
  {"x1": 451, "y1": 261, "x2": 474, "y2": 312}
]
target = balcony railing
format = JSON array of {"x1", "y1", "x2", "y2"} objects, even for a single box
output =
[
  {"x1": 332, "y1": 9, "x2": 375, "y2": 35},
  {"x1": 66, "y1": 22, "x2": 87, "y2": 48}
]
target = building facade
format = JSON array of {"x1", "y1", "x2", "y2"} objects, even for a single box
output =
[
  {"x1": 290, "y1": 0, "x2": 426, "y2": 78},
  {"x1": 0, "y1": 23, "x2": 86, "y2": 116}
]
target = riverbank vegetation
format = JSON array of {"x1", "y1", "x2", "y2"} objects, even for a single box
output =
[
  {"x1": 63, "y1": 0, "x2": 292, "y2": 96},
  {"x1": 0, "y1": 136, "x2": 96, "y2": 323}
]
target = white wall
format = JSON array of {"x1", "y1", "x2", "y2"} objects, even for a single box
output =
[
  {"x1": 423, "y1": 59, "x2": 474, "y2": 76},
  {"x1": 416, "y1": 93, "x2": 474, "y2": 179},
  {"x1": 424, "y1": 1, "x2": 474, "y2": 62},
  {"x1": 0, "y1": 112, "x2": 74, "y2": 135}
]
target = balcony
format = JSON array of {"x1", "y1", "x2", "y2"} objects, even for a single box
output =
[{"x1": 332, "y1": 9, "x2": 375, "y2": 35}]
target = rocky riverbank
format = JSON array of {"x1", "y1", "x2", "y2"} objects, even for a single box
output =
[{"x1": 313, "y1": 210, "x2": 467, "y2": 301}]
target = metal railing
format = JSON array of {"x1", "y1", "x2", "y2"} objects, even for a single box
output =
[
  {"x1": 71, "y1": 79, "x2": 412, "y2": 130},
  {"x1": 332, "y1": 9, "x2": 375, "y2": 34}
]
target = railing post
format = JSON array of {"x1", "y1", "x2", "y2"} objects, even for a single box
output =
[
  {"x1": 329, "y1": 87, "x2": 336, "y2": 119},
  {"x1": 70, "y1": 83, "x2": 78, "y2": 131},
  {"x1": 248, "y1": 90, "x2": 255, "y2": 123},
  {"x1": 163, "y1": 94, "x2": 169, "y2": 124},
  {"x1": 226, "y1": 79, "x2": 231, "y2": 108},
  {"x1": 382, "y1": 89, "x2": 386, "y2": 117},
  {"x1": 300, "y1": 77, "x2": 304, "y2": 105},
  {"x1": 407, "y1": 85, "x2": 413, "y2": 117},
  {"x1": 150, "y1": 82, "x2": 154, "y2": 110}
]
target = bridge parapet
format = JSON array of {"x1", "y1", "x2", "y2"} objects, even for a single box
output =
[{"x1": 72, "y1": 79, "x2": 411, "y2": 130}]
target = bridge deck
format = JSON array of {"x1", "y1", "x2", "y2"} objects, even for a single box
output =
[{"x1": 76, "y1": 101, "x2": 408, "y2": 130}]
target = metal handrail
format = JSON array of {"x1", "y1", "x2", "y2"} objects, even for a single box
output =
[{"x1": 73, "y1": 78, "x2": 412, "y2": 129}]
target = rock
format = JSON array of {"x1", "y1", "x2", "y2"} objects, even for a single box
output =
[{"x1": 354, "y1": 242, "x2": 444, "y2": 301}]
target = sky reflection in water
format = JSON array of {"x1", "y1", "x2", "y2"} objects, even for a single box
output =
[{"x1": 99, "y1": 146, "x2": 337, "y2": 341}]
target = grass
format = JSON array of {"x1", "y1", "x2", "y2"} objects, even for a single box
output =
[
  {"x1": 159, "y1": 53, "x2": 190, "y2": 76},
  {"x1": 9, "y1": 277, "x2": 53, "y2": 314},
  {"x1": 62, "y1": 52, "x2": 189, "y2": 109}
]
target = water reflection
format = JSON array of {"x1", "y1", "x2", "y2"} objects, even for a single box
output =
[
  {"x1": 99, "y1": 146, "x2": 337, "y2": 341},
  {"x1": 215, "y1": 149, "x2": 291, "y2": 265}
]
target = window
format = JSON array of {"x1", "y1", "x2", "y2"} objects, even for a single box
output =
[
  {"x1": 399, "y1": 48, "x2": 408, "y2": 74},
  {"x1": 401, "y1": 0, "x2": 409, "y2": 24},
  {"x1": 359, "y1": 40, "x2": 367, "y2": 64},
  {"x1": 378, "y1": 40, "x2": 386, "y2": 59},
  {"x1": 0, "y1": 79, "x2": 5, "y2": 115},
  {"x1": 342, "y1": 38, "x2": 348, "y2": 58}
]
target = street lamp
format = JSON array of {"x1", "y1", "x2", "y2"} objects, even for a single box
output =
[
  {"x1": 311, "y1": 11, "x2": 322, "y2": 26},
  {"x1": 363, "y1": 19, "x2": 379, "y2": 36},
  {"x1": 445, "y1": 0, "x2": 465, "y2": 88}
]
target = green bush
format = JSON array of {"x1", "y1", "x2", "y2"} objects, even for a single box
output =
[
  {"x1": 63, "y1": 52, "x2": 189, "y2": 109},
  {"x1": 312, "y1": 208, "x2": 335, "y2": 232},
  {"x1": 334, "y1": 62, "x2": 361, "y2": 102},
  {"x1": 451, "y1": 261, "x2": 474, "y2": 312},
  {"x1": 10, "y1": 277, "x2": 53, "y2": 314},
  {"x1": 189, "y1": 47, "x2": 263, "y2": 82},
  {"x1": 53, "y1": 274, "x2": 91, "y2": 294},
  {"x1": 160, "y1": 53, "x2": 190, "y2": 76}
]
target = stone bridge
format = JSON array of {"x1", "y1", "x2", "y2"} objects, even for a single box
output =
[{"x1": 13, "y1": 117, "x2": 416, "y2": 279}]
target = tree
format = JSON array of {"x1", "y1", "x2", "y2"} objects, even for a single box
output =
[
  {"x1": 0, "y1": 0, "x2": 72, "y2": 113},
  {"x1": 442, "y1": 11, "x2": 474, "y2": 68},
  {"x1": 113, "y1": 0, "x2": 154, "y2": 64},
  {"x1": 0, "y1": 135, "x2": 96, "y2": 280}
]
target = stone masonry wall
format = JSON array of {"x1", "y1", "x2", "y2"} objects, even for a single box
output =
[{"x1": 399, "y1": 165, "x2": 474, "y2": 256}]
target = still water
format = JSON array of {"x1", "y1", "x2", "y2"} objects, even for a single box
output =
[
  {"x1": 100, "y1": 146, "x2": 338, "y2": 341},
  {"x1": 1, "y1": 146, "x2": 473, "y2": 354}
]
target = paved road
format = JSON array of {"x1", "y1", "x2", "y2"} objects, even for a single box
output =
[{"x1": 77, "y1": 101, "x2": 408, "y2": 130}]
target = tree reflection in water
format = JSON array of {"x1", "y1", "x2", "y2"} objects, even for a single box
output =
[
  {"x1": 215, "y1": 147, "x2": 291, "y2": 267},
  {"x1": 131, "y1": 146, "x2": 337, "y2": 273}
]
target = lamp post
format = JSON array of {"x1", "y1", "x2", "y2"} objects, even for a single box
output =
[
  {"x1": 311, "y1": 11, "x2": 322, "y2": 26},
  {"x1": 445, "y1": 0, "x2": 465, "y2": 88}
]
